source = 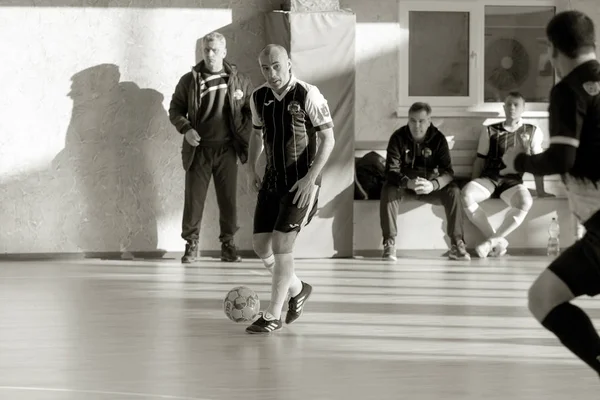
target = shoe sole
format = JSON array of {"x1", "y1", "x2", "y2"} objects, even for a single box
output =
[
  {"x1": 245, "y1": 328, "x2": 281, "y2": 334},
  {"x1": 221, "y1": 257, "x2": 242, "y2": 262},
  {"x1": 286, "y1": 284, "x2": 313, "y2": 324}
]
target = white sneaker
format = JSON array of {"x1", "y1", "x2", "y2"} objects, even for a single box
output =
[
  {"x1": 489, "y1": 237, "x2": 509, "y2": 257},
  {"x1": 475, "y1": 240, "x2": 493, "y2": 258}
]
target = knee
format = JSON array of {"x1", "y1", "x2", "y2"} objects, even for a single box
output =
[
  {"x1": 380, "y1": 183, "x2": 401, "y2": 204},
  {"x1": 511, "y1": 190, "x2": 533, "y2": 212},
  {"x1": 441, "y1": 182, "x2": 461, "y2": 201},
  {"x1": 252, "y1": 234, "x2": 271, "y2": 258},
  {"x1": 271, "y1": 231, "x2": 295, "y2": 254},
  {"x1": 461, "y1": 183, "x2": 478, "y2": 207},
  {"x1": 527, "y1": 282, "x2": 553, "y2": 322},
  {"x1": 527, "y1": 270, "x2": 574, "y2": 322}
]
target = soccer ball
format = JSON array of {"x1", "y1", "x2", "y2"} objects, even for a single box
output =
[{"x1": 223, "y1": 286, "x2": 260, "y2": 323}]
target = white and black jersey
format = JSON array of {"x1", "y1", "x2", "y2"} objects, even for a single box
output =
[{"x1": 250, "y1": 76, "x2": 334, "y2": 193}]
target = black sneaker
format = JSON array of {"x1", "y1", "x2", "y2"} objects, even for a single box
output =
[
  {"x1": 181, "y1": 241, "x2": 198, "y2": 264},
  {"x1": 382, "y1": 238, "x2": 397, "y2": 261},
  {"x1": 448, "y1": 240, "x2": 471, "y2": 261},
  {"x1": 285, "y1": 281, "x2": 313, "y2": 324},
  {"x1": 245, "y1": 313, "x2": 283, "y2": 334},
  {"x1": 221, "y1": 241, "x2": 242, "y2": 262}
]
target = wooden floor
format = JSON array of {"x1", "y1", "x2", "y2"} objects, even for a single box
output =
[{"x1": 0, "y1": 254, "x2": 598, "y2": 400}]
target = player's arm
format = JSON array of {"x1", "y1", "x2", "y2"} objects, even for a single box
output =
[
  {"x1": 247, "y1": 92, "x2": 264, "y2": 172},
  {"x1": 168, "y1": 74, "x2": 193, "y2": 134},
  {"x1": 529, "y1": 126, "x2": 551, "y2": 196},
  {"x1": 472, "y1": 127, "x2": 489, "y2": 179},
  {"x1": 385, "y1": 132, "x2": 409, "y2": 187},
  {"x1": 514, "y1": 85, "x2": 580, "y2": 175},
  {"x1": 431, "y1": 134, "x2": 454, "y2": 190},
  {"x1": 304, "y1": 88, "x2": 335, "y2": 181}
]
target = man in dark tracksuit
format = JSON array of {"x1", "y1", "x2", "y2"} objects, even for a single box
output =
[
  {"x1": 380, "y1": 102, "x2": 470, "y2": 261},
  {"x1": 169, "y1": 32, "x2": 253, "y2": 263}
]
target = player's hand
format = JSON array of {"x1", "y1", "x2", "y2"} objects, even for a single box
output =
[
  {"x1": 185, "y1": 129, "x2": 201, "y2": 146},
  {"x1": 414, "y1": 177, "x2": 434, "y2": 195},
  {"x1": 290, "y1": 173, "x2": 317, "y2": 209},
  {"x1": 246, "y1": 165, "x2": 261, "y2": 193},
  {"x1": 500, "y1": 147, "x2": 522, "y2": 175},
  {"x1": 406, "y1": 179, "x2": 418, "y2": 191}
]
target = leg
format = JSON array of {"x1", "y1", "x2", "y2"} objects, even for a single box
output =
[
  {"x1": 432, "y1": 183, "x2": 470, "y2": 260},
  {"x1": 528, "y1": 221, "x2": 600, "y2": 375},
  {"x1": 420, "y1": 183, "x2": 469, "y2": 260},
  {"x1": 181, "y1": 149, "x2": 212, "y2": 263},
  {"x1": 379, "y1": 182, "x2": 408, "y2": 261},
  {"x1": 246, "y1": 186, "x2": 319, "y2": 333},
  {"x1": 492, "y1": 183, "x2": 533, "y2": 256},
  {"x1": 265, "y1": 230, "x2": 301, "y2": 320},
  {"x1": 461, "y1": 178, "x2": 495, "y2": 238},
  {"x1": 213, "y1": 145, "x2": 241, "y2": 262},
  {"x1": 252, "y1": 189, "x2": 280, "y2": 273}
]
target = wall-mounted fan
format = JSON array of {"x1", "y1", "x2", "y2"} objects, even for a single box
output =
[{"x1": 485, "y1": 38, "x2": 531, "y2": 90}]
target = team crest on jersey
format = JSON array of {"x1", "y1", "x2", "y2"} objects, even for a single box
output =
[
  {"x1": 287, "y1": 101, "x2": 305, "y2": 119},
  {"x1": 319, "y1": 103, "x2": 330, "y2": 117},
  {"x1": 583, "y1": 81, "x2": 600, "y2": 96},
  {"x1": 422, "y1": 147, "x2": 432, "y2": 158}
]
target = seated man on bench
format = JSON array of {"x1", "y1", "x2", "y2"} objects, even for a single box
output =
[
  {"x1": 380, "y1": 102, "x2": 470, "y2": 261},
  {"x1": 461, "y1": 91, "x2": 553, "y2": 258}
]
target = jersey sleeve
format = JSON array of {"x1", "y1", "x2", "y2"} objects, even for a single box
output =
[
  {"x1": 548, "y1": 83, "x2": 583, "y2": 148},
  {"x1": 530, "y1": 125, "x2": 545, "y2": 154},
  {"x1": 476, "y1": 126, "x2": 490, "y2": 158},
  {"x1": 304, "y1": 86, "x2": 334, "y2": 131},
  {"x1": 249, "y1": 90, "x2": 263, "y2": 129}
]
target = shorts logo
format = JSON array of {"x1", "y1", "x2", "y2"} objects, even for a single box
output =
[{"x1": 583, "y1": 81, "x2": 600, "y2": 96}]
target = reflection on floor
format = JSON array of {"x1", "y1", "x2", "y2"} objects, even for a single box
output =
[{"x1": 0, "y1": 255, "x2": 597, "y2": 399}]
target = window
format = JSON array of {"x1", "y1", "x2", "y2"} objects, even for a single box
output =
[
  {"x1": 408, "y1": 11, "x2": 470, "y2": 98},
  {"x1": 398, "y1": 0, "x2": 559, "y2": 117},
  {"x1": 484, "y1": 6, "x2": 556, "y2": 103}
]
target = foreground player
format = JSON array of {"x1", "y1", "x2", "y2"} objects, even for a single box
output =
[
  {"x1": 245, "y1": 44, "x2": 335, "y2": 334},
  {"x1": 502, "y1": 11, "x2": 600, "y2": 376},
  {"x1": 462, "y1": 92, "x2": 552, "y2": 258}
]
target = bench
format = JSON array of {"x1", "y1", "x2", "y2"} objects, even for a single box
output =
[{"x1": 353, "y1": 137, "x2": 577, "y2": 256}]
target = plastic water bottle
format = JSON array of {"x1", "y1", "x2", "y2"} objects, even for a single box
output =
[{"x1": 547, "y1": 217, "x2": 560, "y2": 257}]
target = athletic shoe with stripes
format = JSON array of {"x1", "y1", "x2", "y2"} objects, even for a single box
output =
[
  {"x1": 245, "y1": 313, "x2": 283, "y2": 334},
  {"x1": 285, "y1": 281, "x2": 313, "y2": 324}
]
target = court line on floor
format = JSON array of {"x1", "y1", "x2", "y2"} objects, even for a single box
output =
[{"x1": 0, "y1": 386, "x2": 210, "y2": 399}]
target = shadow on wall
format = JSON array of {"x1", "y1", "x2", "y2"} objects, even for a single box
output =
[
  {"x1": 0, "y1": 1, "x2": 281, "y2": 258},
  {"x1": 0, "y1": 64, "x2": 177, "y2": 258},
  {"x1": 55, "y1": 64, "x2": 174, "y2": 257}
]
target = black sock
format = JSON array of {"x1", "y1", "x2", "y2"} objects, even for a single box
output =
[{"x1": 542, "y1": 302, "x2": 600, "y2": 374}]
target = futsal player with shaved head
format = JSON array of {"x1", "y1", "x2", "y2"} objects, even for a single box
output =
[
  {"x1": 502, "y1": 10, "x2": 600, "y2": 377},
  {"x1": 245, "y1": 44, "x2": 335, "y2": 334}
]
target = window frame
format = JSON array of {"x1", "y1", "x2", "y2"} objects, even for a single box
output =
[{"x1": 397, "y1": 0, "x2": 562, "y2": 117}]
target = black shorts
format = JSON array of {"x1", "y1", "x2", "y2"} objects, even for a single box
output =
[
  {"x1": 478, "y1": 174, "x2": 523, "y2": 197},
  {"x1": 548, "y1": 210, "x2": 600, "y2": 297},
  {"x1": 253, "y1": 186, "x2": 320, "y2": 234}
]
